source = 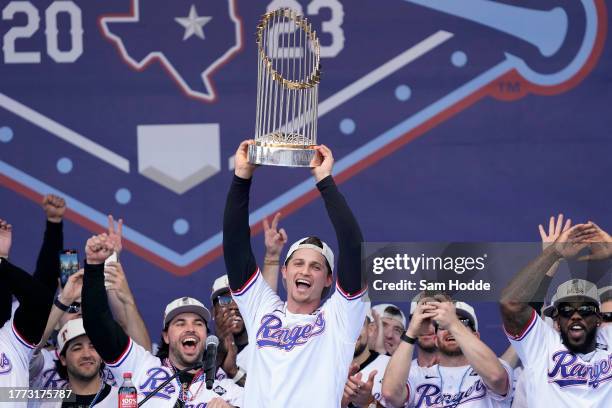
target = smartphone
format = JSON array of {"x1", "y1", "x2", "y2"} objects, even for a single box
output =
[{"x1": 59, "y1": 250, "x2": 79, "y2": 288}]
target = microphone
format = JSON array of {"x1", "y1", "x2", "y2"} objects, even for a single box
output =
[{"x1": 204, "y1": 335, "x2": 219, "y2": 390}]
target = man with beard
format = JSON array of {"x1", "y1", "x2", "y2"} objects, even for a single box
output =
[
  {"x1": 382, "y1": 300, "x2": 512, "y2": 408},
  {"x1": 409, "y1": 295, "x2": 438, "y2": 369},
  {"x1": 500, "y1": 222, "x2": 611, "y2": 407},
  {"x1": 39, "y1": 318, "x2": 118, "y2": 408},
  {"x1": 372, "y1": 304, "x2": 406, "y2": 356},
  {"x1": 342, "y1": 310, "x2": 390, "y2": 407},
  {"x1": 82, "y1": 234, "x2": 243, "y2": 407}
]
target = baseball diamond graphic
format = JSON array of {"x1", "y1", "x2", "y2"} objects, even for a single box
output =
[{"x1": 0, "y1": 0, "x2": 609, "y2": 281}]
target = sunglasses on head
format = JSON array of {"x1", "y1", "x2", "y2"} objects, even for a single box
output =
[
  {"x1": 214, "y1": 294, "x2": 234, "y2": 306},
  {"x1": 557, "y1": 304, "x2": 599, "y2": 318},
  {"x1": 602, "y1": 312, "x2": 612, "y2": 323}
]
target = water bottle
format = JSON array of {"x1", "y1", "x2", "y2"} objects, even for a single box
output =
[{"x1": 118, "y1": 372, "x2": 138, "y2": 408}]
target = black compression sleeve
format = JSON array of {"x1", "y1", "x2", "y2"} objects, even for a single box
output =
[
  {"x1": 0, "y1": 285, "x2": 10, "y2": 327},
  {"x1": 82, "y1": 262, "x2": 130, "y2": 363},
  {"x1": 1, "y1": 259, "x2": 53, "y2": 344},
  {"x1": 34, "y1": 221, "x2": 63, "y2": 294},
  {"x1": 223, "y1": 175, "x2": 258, "y2": 292},
  {"x1": 528, "y1": 274, "x2": 553, "y2": 312},
  {"x1": 317, "y1": 176, "x2": 364, "y2": 296}
]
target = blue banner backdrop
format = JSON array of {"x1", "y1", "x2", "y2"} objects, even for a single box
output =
[{"x1": 0, "y1": 0, "x2": 610, "y2": 353}]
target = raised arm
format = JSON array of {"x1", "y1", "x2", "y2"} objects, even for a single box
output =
[
  {"x1": 104, "y1": 261, "x2": 152, "y2": 351},
  {"x1": 434, "y1": 302, "x2": 508, "y2": 395},
  {"x1": 34, "y1": 195, "x2": 66, "y2": 294},
  {"x1": 0, "y1": 219, "x2": 53, "y2": 345},
  {"x1": 223, "y1": 140, "x2": 258, "y2": 291},
  {"x1": 82, "y1": 233, "x2": 130, "y2": 363},
  {"x1": 500, "y1": 223, "x2": 597, "y2": 336},
  {"x1": 261, "y1": 212, "x2": 287, "y2": 292},
  {"x1": 382, "y1": 303, "x2": 437, "y2": 407},
  {"x1": 311, "y1": 145, "x2": 364, "y2": 296}
]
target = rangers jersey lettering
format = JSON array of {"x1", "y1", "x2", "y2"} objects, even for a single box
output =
[
  {"x1": 507, "y1": 310, "x2": 612, "y2": 407},
  {"x1": 231, "y1": 269, "x2": 367, "y2": 408}
]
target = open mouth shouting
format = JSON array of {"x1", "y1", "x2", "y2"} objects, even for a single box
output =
[
  {"x1": 180, "y1": 335, "x2": 200, "y2": 355},
  {"x1": 567, "y1": 323, "x2": 586, "y2": 341},
  {"x1": 295, "y1": 278, "x2": 313, "y2": 293}
]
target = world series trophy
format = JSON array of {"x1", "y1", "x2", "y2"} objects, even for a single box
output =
[{"x1": 248, "y1": 8, "x2": 321, "y2": 167}]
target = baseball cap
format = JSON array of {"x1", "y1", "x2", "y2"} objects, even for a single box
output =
[
  {"x1": 455, "y1": 301, "x2": 479, "y2": 332},
  {"x1": 543, "y1": 294, "x2": 557, "y2": 318},
  {"x1": 211, "y1": 274, "x2": 230, "y2": 302},
  {"x1": 284, "y1": 237, "x2": 334, "y2": 273},
  {"x1": 372, "y1": 303, "x2": 406, "y2": 329},
  {"x1": 57, "y1": 318, "x2": 87, "y2": 354},
  {"x1": 598, "y1": 285, "x2": 612, "y2": 302},
  {"x1": 163, "y1": 297, "x2": 211, "y2": 328},
  {"x1": 553, "y1": 279, "x2": 600, "y2": 306}
]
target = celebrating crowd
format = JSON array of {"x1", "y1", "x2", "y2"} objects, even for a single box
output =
[{"x1": 1, "y1": 141, "x2": 611, "y2": 407}]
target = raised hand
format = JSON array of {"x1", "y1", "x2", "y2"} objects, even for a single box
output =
[
  {"x1": 234, "y1": 139, "x2": 257, "y2": 179},
  {"x1": 539, "y1": 214, "x2": 571, "y2": 251},
  {"x1": 310, "y1": 144, "x2": 334, "y2": 183},
  {"x1": 263, "y1": 212, "x2": 288, "y2": 258},
  {"x1": 60, "y1": 270, "x2": 84, "y2": 305},
  {"x1": 0, "y1": 219, "x2": 12, "y2": 258},
  {"x1": 579, "y1": 222, "x2": 612, "y2": 261},
  {"x1": 42, "y1": 194, "x2": 66, "y2": 223},
  {"x1": 221, "y1": 334, "x2": 239, "y2": 378},
  {"x1": 552, "y1": 223, "x2": 599, "y2": 259},
  {"x1": 107, "y1": 215, "x2": 123, "y2": 254},
  {"x1": 406, "y1": 302, "x2": 437, "y2": 338},
  {"x1": 85, "y1": 234, "x2": 114, "y2": 265},
  {"x1": 104, "y1": 262, "x2": 134, "y2": 305},
  {"x1": 206, "y1": 398, "x2": 233, "y2": 408}
]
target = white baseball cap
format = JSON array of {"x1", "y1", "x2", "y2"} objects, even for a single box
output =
[
  {"x1": 163, "y1": 297, "x2": 211, "y2": 328},
  {"x1": 372, "y1": 303, "x2": 407, "y2": 329},
  {"x1": 284, "y1": 237, "x2": 334, "y2": 273},
  {"x1": 57, "y1": 318, "x2": 87, "y2": 354},
  {"x1": 598, "y1": 285, "x2": 612, "y2": 302},
  {"x1": 553, "y1": 279, "x2": 600, "y2": 306},
  {"x1": 455, "y1": 301, "x2": 479, "y2": 332},
  {"x1": 211, "y1": 274, "x2": 230, "y2": 302}
]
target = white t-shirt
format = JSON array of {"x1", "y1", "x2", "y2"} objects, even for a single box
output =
[
  {"x1": 104, "y1": 337, "x2": 243, "y2": 408},
  {"x1": 358, "y1": 352, "x2": 390, "y2": 404},
  {"x1": 231, "y1": 268, "x2": 368, "y2": 408},
  {"x1": 403, "y1": 361, "x2": 513, "y2": 408},
  {"x1": 0, "y1": 317, "x2": 37, "y2": 407},
  {"x1": 507, "y1": 309, "x2": 612, "y2": 407}
]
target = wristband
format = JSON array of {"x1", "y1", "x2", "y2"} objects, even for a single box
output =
[
  {"x1": 54, "y1": 296, "x2": 70, "y2": 312},
  {"x1": 264, "y1": 258, "x2": 279, "y2": 265},
  {"x1": 232, "y1": 367, "x2": 246, "y2": 383},
  {"x1": 400, "y1": 332, "x2": 417, "y2": 344}
]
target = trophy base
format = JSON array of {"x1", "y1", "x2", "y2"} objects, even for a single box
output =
[{"x1": 248, "y1": 144, "x2": 316, "y2": 167}]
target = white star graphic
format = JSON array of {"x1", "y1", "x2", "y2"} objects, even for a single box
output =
[{"x1": 175, "y1": 5, "x2": 212, "y2": 41}]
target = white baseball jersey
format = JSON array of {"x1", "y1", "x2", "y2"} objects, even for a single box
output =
[
  {"x1": 403, "y1": 361, "x2": 513, "y2": 408},
  {"x1": 231, "y1": 268, "x2": 367, "y2": 408},
  {"x1": 597, "y1": 324, "x2": 611, "y2": 346},
  {"x1": 510, "y1": 366, "x2": 527, "y2": 408},
  {"x1": 0, "y1": 317, "x2": 37, "y2": 407},
  {"x1": 507, "y1": 309, "x2": 612, "y2": 407},
  {"x1": 357, "y1": 352, "x2": 390, "y2": 405},
  {"x1": 104, "y1": 337, "x2": 243, "y2": 408}
]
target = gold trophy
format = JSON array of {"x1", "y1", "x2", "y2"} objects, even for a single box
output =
[{"x1": 248, "y1": 8, "x2": 321, "y2": 167}]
